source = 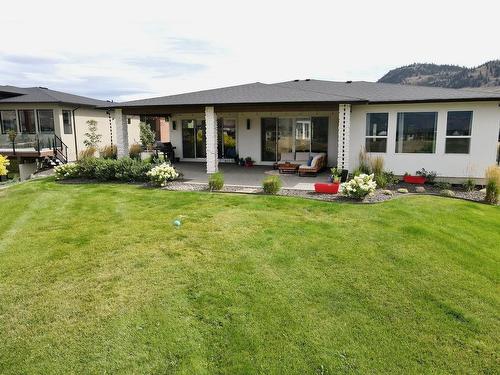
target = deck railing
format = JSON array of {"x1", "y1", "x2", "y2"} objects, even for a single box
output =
[{"x1": 0, "y1": 133, "x2": 68, "y2": 163}]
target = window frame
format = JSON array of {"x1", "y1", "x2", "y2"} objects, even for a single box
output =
[
  {"x1": 0, "y1": 110, "x2": 18, "y2": 134},
  {"x1": 36, "y1": 109, "x2": 55, "y2": 133},
  {"x1": 445, "y1": 111, "x2": 473, "y2": 154},
  {"x1": 365, "y1": 112, "x2": 389, "y2": 153},
  {"x1": 395, "y1": 111, "x2": 438, "y2": 154},
  {"x1": 18, "y1": 109, "x2": 37, "y2": 134},
  {"x1": 62, "y1": 110, "x2": 73, "y2": 134}
]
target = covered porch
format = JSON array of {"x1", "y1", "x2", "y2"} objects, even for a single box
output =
[
  {"x1": 113, "y1": 101, "x2": 353, "y2": 175},
  {"x1": 175, "y1": 161, "x2": 330, "y2": 188}
]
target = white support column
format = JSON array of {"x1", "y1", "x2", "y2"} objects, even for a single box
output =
[
  {"x1": 337, "y1": 103, "x2": 351, "y2": 170},
  {"x1": 205, "y1": 106, "x2": 218, "y2": 173},
  {"x1": 115, "y1": 108, "x2": 129, "y2": 158}
]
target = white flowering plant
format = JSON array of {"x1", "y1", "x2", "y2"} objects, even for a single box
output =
[
  {"x1": 341, "y1": 173, "x2": 377, "y2": 199},
  {"x1": 147, "y1": 163, "x2": 179, "y2": 186},
  {"x1": 54, "y1": 163, "x2": 80, "y2": 180}
]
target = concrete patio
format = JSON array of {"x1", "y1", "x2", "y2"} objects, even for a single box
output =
[{"x1": 174, "y1": 162, "x2": 330, "y2": 190}]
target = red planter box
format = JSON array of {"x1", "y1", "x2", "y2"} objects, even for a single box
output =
[
  {"x1": 403, "y1": 175, "x2": 426, "y2": 184},
  {"x1": 314, "y1": 182, "x2": 340, "y2": 194}
]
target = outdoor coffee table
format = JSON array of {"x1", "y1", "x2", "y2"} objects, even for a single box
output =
[{"x1": 278, "y1": 163, "x2": 300, "y2": 174}]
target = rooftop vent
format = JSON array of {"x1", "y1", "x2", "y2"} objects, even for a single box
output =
[
  {"x1": 305, "y1": 78, "x2": 311, "y2": 81},
  {"x1": 38, "y1": 86, "x2": 48, "y2": 89},
  {"x1": 345, "y1": 80, "x2": 352, "y2": 84},
  {"x1": 293, "y1": 79, "x2": 300, "y2": 82}
]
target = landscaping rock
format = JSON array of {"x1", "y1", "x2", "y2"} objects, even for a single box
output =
[
  {"x1": 382, "y1": 189, "x2": 393, "y2": 195},
  {"x1": 480, "y1": 188, "x2": 487, "y2": 193},
  {"x1": 440, "y1": 189, "x2": 455, "y2": 197},
  {"x1": 397, "y1": 188, "x2": 409, "y2": 194},
  {"x1": 415, "y1": 186, "x2": 426, "y2": 193}
]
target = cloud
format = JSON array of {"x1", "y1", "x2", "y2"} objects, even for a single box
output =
[{"x1": 126, "y1": 57, "x2": 207, "y2": 77}]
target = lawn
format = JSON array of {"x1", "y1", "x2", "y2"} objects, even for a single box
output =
[{"x1": 0, "y1": 179, "x2": 499, "y2": 374}]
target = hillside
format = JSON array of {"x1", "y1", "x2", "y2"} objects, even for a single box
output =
[{"x1": 378, "y1": 60, "x2": 500, "y2": 88}]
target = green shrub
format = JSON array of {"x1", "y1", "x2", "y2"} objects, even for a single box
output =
[
  {"x1": 262, "y1": 175, "x2": 282, "y2": 194},
  {"x1": 76, "y1": 157, "x2": 153, "y2": 182},
  {"x1": 140, "y1": 122, "x2": 155, "y2": 151},
  {"x1": 54, "y1": 163, "x2": 80, "y2": 180},
  {"x1": 484, "y1": 166, "x2": 500, "y2": 204},
  {"x1": 435, "y1": 181, "x2": 451, "y2": 190},
  {"x1": 462, "y1": 178, "x2": 476, "y2": 192},
  {"x1": 374, "y1": 173, "x2": 388, "y2": 188},
  {"x1": 208, "y1": 172, "x2": 224, "y2": 191},
  {"x1": 100, "y1": 145, "x2": 117, "y2": 159}
]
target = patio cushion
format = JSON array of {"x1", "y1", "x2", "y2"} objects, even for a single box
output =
[
  {"x1": 279, "y1": 152, "x2": 294, "y2": 162},
  {"x1": 295, "y1": 152, "x2": 310, "y2": 162},
  {"x1": 310, "y1": 154, "x2": 323, "y2": 168}
]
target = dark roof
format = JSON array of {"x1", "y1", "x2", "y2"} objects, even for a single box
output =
[
  {"x1": 102, "y1": 79, "x2": 500, "y2": 109},
  {"x1": 0, "y1": 85, "x2": 110, "y2": 107}
]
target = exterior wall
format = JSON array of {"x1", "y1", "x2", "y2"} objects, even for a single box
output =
[
  {"x1": 169, "y1": 110, "x2": 338, "y2": 166},
  {"x1": 350, "y1": 101, "x2": 500, "y2": 179}
]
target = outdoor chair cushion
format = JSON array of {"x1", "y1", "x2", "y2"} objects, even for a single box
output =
[
  {"x1": 295, "y1": 152, "x2": 310, "y2": 162},
  {"x1": 278, "y1": 152, "x2": 295, "y2": 162}
]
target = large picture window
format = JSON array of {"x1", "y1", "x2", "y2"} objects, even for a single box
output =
[
  {"x1": 445, "y1": 111, "x2": 472, "y2": 154},
  {"x1": 18, "y1": 110, "x2": 36, "y2": 134},
  {"x1": 0, "y1": 110, "x2": 17, "y2": 134},
  {"x1": 396, "y1": 112, "x2": 437, "y2": 153},
  {"x1": 37, "y1": 109, "x2": 54, "y2": 133},
  {"x1": 62, "y1": 110, "x2": 73, "y2": 134},
  {"x1": 365, "y1": 113, "x2": 388, "y2": 152}
]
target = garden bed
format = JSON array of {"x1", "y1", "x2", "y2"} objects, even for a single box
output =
[{"x1": 160, "y1": 181, "x2": 493, "y2": 205}]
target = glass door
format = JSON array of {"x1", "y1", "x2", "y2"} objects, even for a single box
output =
[
  {"x1": 295, "y1": 118, "x2": 311, "y2": 152},
  {"x1": 218, "y1": 119, "x2": 237, "y2": 159},
  {"x1": 182, "y1": 120, "x2": 196, "y2": 158},
  {"x1": 196, "y1": 120, "x2": 206, "y2": 158},
  {"x1": 261, "y1": 118, "x2": 277, "y2": 161},
  {"x1": 277, "y1": 118, "x2": 294, "y2": 160}
]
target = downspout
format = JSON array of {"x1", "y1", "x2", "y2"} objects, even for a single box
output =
[{"x1": 72, "y1": 107, "x2": 80, "y2": 161}]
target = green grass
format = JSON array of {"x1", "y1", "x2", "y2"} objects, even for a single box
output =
[{"x1": 0, "y1": 179, "x2": 499, "y2": 374}]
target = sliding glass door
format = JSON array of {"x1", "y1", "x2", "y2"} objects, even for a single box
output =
[
  {"x1": 217, "y1": 119, "x2": 237, "y2": 159},
  {"x1": 261, "y1": 116, "x2": 329, "y2": 162},
  {"x1": 183, "y1": 118, "x2": 235, "y2": 159}
]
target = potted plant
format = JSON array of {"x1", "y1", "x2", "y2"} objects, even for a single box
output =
[
  {"x1": 139, "y1": 122, "x2": 155, "y2": 160},
  {"x1": 244, "y1": 156, "x2": 254, "y2": 167},
  {"x1": 239, "y1": 157, "x2": 245, "y2": 166},
  {"x1": 315, "y1": 166, "x2": 342, "y2": 194},
  {"x1": 234, "y1": 154, "x2": 240, "y2": 165},
  {"x1": 403, "y1": 168, "x2": 436, "y2": 184}
]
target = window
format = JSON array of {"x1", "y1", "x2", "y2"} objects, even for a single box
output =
[
  {"x1": 37, "y1": 109, "x2": 54, "y2": 133},
  {"x1": 18, "y1": 110, "x2": 36, "y2": 133},
  {"x1": 0, "y1": 110, "x2": 17, "y2": 134},
  {"x1": 445, "y1": 111, "x2": 472, "y2": 154},
  {"x1": 311, "y1": 117, "x2": 328, "y2": 153},
  {"x1": 62, "y1": 110, "x2": 72, "y2": 134},
  {"x1": 396, "y1": 112, "x2": 437, "y2": 153},
  {"x1": 365, "y1": 113, "x2": 388, "y2": 152}
]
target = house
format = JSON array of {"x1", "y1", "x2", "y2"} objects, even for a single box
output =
[
  {"x1": 0, "y1": 85, "x2": 141, "y2": 164},
  {"x1": 106, "y1": 80, "x2": 500, "y2": 180}
]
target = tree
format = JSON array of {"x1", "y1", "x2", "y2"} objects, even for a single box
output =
[
  {"x1": 83, "y1": 120, "x2": 102, "y2": 149},
  {"x1": 139, "y1": 122, "x2": 155, "y2": 151}
]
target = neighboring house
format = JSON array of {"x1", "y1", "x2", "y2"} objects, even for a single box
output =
[
  {"x1": 0, "y1": 85, "x2": 140, "y2": 163},
  {"x1": 107, "y1": 80, "x2": 500, "y2": 179}
]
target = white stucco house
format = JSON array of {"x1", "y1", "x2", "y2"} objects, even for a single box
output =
[
  {"x1": 0, "y1": 85, "x2": 140, "y2": 163},
  {"x1": 106, "y1": 80, "x2": 500, "y2": 180}
]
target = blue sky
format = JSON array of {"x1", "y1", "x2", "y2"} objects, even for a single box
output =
[{"x1": 0, "y1": 0, "x2": 498, "y2": 101}]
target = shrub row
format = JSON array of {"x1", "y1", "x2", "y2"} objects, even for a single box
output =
[{"x1": 55, "y1": 157, "x2": 153, "y2": 182}]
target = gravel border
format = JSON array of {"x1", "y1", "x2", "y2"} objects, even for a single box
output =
[{"x1": 160, "y1": 181, "x2": 496, "y2": 205}]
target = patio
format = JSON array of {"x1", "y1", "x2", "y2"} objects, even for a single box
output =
[{"x1": 174, "y1": 162, "x2": 330, "y2": 190}]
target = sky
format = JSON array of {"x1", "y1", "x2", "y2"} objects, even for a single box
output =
[{"x1": 0, "y1": 0, "x2": 498, "y2": 102}]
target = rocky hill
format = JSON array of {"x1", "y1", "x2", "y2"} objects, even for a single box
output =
[{"x1": 378, "y1": 60, "x2": 500, "y2": 88}]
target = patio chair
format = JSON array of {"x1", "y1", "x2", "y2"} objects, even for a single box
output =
[{"x1": 298, "y1": 153, "x2": 326, "y2": 176}]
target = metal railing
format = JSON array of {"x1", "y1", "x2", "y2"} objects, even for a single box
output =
[{"x1": 0, "y1": 133, "x2": 68, "y2": 163}]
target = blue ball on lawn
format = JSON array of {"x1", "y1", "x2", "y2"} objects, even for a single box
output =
[{"x1": 173, "y1": 220, "x2": 181, "y2": 227}]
